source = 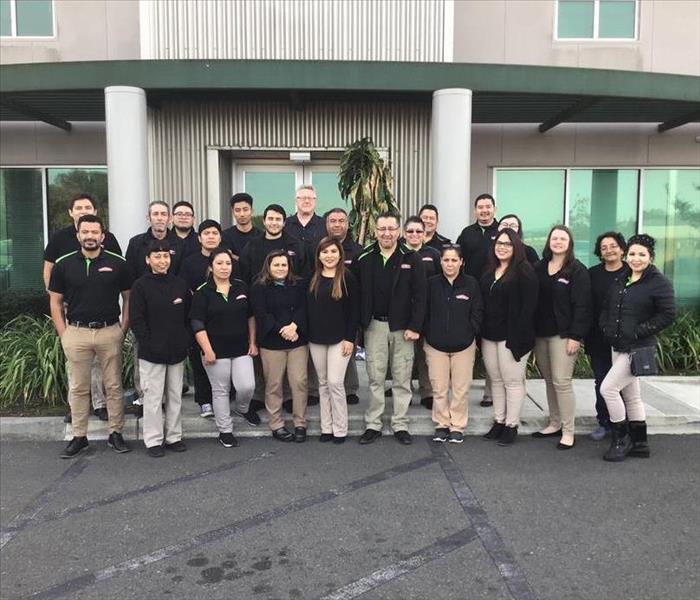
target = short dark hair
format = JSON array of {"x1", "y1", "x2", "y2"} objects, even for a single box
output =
[
  {"x1": 147, "y1": 239, "x2": 171, "y2": 255},
  {"x1": 324, "y1": 207, "x2": 348, "y2": 219},
  {"x1": 198, "y1": 219, "x2": 222, "y2": 235},
  {"x1": 594, "y1": 231, "x2": 628, "y2": 259},
  {"x1": 230, "y1": 192, "x2": 254, "y2": 208},
  {"x1": 418, "y1": 204, "x2": 439, "y2": 217},
  {"x1": 77, "y1": 214, "x2": 103, "y2": 231},
  {"x1": 403, "y1": 216, "x2": 424, "y2": 230},
  {"x1": 376, "y1": 211, "x2": 401, "y2": 226},
  {"x1": 70, "y1": 193, "x2": 96, "y2": 211},
  {"x1": 207, "y1": 246, "x2": 235, "y2": 268},
  {"x1": 263, "y1": 204, "x2": 286, "y2": 220},
  {"x1": 474, "y1": 193, "x2": 495, "y2": 207},
  {"x1": 627, "y1": 233, "x2": 656, "y2": 260},
  {"x1": 172, "y1": 201, "x2": 194, "y2": 214},
  {"x1": 441, "y1": 244, "x2": 462, "y2": 259}
]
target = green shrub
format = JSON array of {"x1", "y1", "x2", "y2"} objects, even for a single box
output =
[
  {"x1": 656, "y1": 309, "x2": 700, "y2": 374},
  {"x1": 0, "y1": 289, "x2": 49, "y2": 327}
]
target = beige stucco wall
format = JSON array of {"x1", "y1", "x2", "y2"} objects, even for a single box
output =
[
  {"x1": 0, "y1": 122, "x2": 106, "y2": 164},
  {"x1": 453, "y1": 0, "x2": 700, "y2": 76},
  {"x1": 0, "y1": 0, "x2": 140, "y2": 64}
]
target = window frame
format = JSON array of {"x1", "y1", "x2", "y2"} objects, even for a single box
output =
[
  {"x1": 554, "y1": 0, "x2": 639, "y2": 42},
  {"x1": 1, "y1": 0, "x2": 56, "y2": 39}
]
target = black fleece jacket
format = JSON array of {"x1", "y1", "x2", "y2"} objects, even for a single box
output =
[
  {"x1": 238, "y1": 232, "x2": 309, "y2": 284},
  {"x1": 250, "y1": 281, "x2": 308, "y2": 350}
]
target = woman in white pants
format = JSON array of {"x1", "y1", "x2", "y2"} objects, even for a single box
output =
[
  {"x1": 190, "y1": 247, "x2": 257, "y2": 449},
  {"x1": 307, "y1": 237, "x2": 359, "y2": 443},
  {"x1": 480, "y1": 228, "x2": 539, "y2": 446}
]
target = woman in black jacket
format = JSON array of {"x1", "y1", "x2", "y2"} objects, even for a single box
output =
[
  {"x1": 129, "y1": 240, "x2": 191, "y2": 457},
  {"x1": 497, "y1": 214, "x2": 539, "y2": 264},
  {"x1": 480, "y1": 228, "x2": 538, "y2": 446},
  {"x1": 307, "y1": 237, "x2": 359, "y2": 443},
  {"x1": 250, "y1": 249, "x2": 309, "y2": 443},
  {"x1": 532, "y1": 225, "x2": 592, "y2": 450},
  {"x1": 424, "y1": 245, "x2": 483, "y2": 444},
  {"x1": 599, "y1": 234, "x2": 675, "y2": 462}
]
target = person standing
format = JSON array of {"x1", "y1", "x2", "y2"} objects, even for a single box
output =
[
  {"x1": 356, "y1": 212, "x2": 426, "y2": 446},
  {"x1": 221, "y1": 193, "x2": 263, "y2": 260},
  {"x1": 456, "y1": 193, "x2": 499, "y2": 279},
  {"x1": 586, "y1": 232, "x2": 630, "y2": 441},
  {"x1": 497, "y1": 214, "x2": 539, "y2": 265},
  {"x1": 48, "y1": 215, "x2": 132, "y2": 458},
  {"x1": 250, "y1": 250, "x2": 309, "y2": 443},
  {"x1": 126, "y1": 201, "x2": 183, "y2": 279},
  {"x1": 285, "y1": 185, "x2": 327, "y2": 248},
  {"x1": 419, "y1": 204, "x2": 452, "y2": 253},
  {"x1": 129, "y1": 240, "x2": 190, "y2": 457},
  {"x1": 480, "y1": 229, "x2": 539, "y2": 446},
  {"x1": 307, "y1": 238, "x2": 360, "y2": 443},
  {"x1": 532, "y1": 225, "x2": 592, "y2": 450},
  {"x1": 171, "y1": 201, "x2": 200, "y2": 260},
  {"x1": 190, "y1": 247, "x2": 257, "y2": 448},
  {"x1": 424, "y1": 245, "x2": 483, "y2": 444},
  {"x1": 599, "y1": 234, "x2": 675, "y2": 461}
]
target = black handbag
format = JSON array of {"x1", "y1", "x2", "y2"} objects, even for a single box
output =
[{"x1": 629, "y1": 346, "x2": 658, "y2": 376}]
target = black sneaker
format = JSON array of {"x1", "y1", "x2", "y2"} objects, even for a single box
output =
[
  {"x1": 147, "y1": 445, "x2": 165, "y2": 458},
  {"x1": 320, "y1": 433, "x2": 334, "y2": 442},
  {"x1": 332, "y1": 436, "x2": 346, "y2": 444},
  {"x1": 294, "y1": 427, "x2": 307, "y2": 443},
  {"x1": 234, "y1": 407, "x2": 261, "y2": 426},
  {"x1": 164, "y1": 440, "x2": 187, "y2": 452},
  {"x1": 394, "y1": 430, "x2": 413, "y2": 445},
  {"x1": 93, "y1": 407, "x2": 108, "y2": 421},
  {"x1": 497, "y1": 426, "x2": 518, "y2": 446},
  {"x1": 282, "y1": 399, "x2": 293, "y2": 413},
  {"x1": 346, "y1": 394, "x2": 360, "y2": 405},
  {"x1": 432, "y1": 428, "x2": 449, "y2": 443},
  {"x1": 359, "y1": 429, "x2": 382, "y2": 445},
  {"x1": 272, "y1": 427, "x2": 294, "y2": 442},
  {"x1": 483, "y1": 422, "x2": 505, "y2": 440},
  {"x1": 218, "y1": 432, "x2": 238, "y2": 448},
  {"x1": 107, "y1": 432, "x2": 131, "y2": 454},
  {"x1": 479, "y1": 398, "x2": 493, "y2": 407},
  {"x1": 448, "y1": 431, "x2": 464, "y2": 444},
  {"x1": 60, "y1": 436, "x2": 88, "y2": 459},
  {"x1": 307, "y1": 395, "x2": 320, "y2": 406},
  {"x1": 420, "y1": 397, "x2": 434, "y2": 410}
]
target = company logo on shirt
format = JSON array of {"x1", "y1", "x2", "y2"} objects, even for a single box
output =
[
  {"x1": 456, "y1": 294, "x2": 470, "y2": 300},
  {"x1": 401, "y1": 264, "x2": 412, "y2": 269},
  {"x1": 173, "y1": 298, "x2": 183, "y2": 304},
  {"x1": 98, "y1": 267, "x2": 113, "y2": 272},
  {"x1": 557, "y1": 278, "x2": 570, "y2": 285}
]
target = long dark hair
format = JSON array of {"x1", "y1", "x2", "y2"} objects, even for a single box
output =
[
  {"x1": 309, "y1": 237, "x2": 348, "y2": 300},
  {"x1": 542, "y1": 225, "x2": 576, "y2": 272},
  {"x1": 256, "y1": 249, "x2": 299, "y2": 286},
  {"x1": 486, "y1": 228, "x2": 530, "y2": 283}
]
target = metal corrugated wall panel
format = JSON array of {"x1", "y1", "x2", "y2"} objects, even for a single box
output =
[
  {"x1": 149, "y1": 99, "x2": 431, "y2": 218},
  {"x1": 143, "y1": 0, "x2": 444, "y2": 61}
]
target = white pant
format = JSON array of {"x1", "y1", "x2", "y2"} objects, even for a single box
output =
[
  {"x1": 600, "y1": 350, "x2": 645, "y2": 423},
  {"x1": 204, "y1": 355, "x2": 255, "y2": 434},
  {"x1": 481, "y1": 340, "x2": 530, "y2": 427},
  {"x1": 139, "y1": 359, "x2": 184, "y2": 448},
  {"x1": 309, "y1": 342, "x2": 351, "y2": 437}
]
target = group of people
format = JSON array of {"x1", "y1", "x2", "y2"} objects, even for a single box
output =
[{"x1": 45, "y1": 188, "x2": 675, "y2": 463}]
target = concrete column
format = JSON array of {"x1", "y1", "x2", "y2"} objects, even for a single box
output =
[
  {"x1": 104, "y1": 86, "x2": 149, "y2": 249},
  {"x1": 430, "y1": 89, "x2": 472, "y2": 240}
]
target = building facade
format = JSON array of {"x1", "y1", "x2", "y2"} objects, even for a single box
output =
[{"x1": 1, "y1": 0, "x2": 699, "y2": 304}]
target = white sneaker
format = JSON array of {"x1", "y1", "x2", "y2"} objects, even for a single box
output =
[{"x1": 200, "y1": 403, "x2": 214, "y2": 418}]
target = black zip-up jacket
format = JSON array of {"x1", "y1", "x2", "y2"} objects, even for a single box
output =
[
  {"x1": 424, "y1": 231, "x2": 452, "y2": 253},
  {"x1": 356, "y1": 241, "x2": 427, "y2": 332},
  {"x1": 416, "y1": 245, "x2": 441, "y2": 279},
  {"x1": 129, "y1": 272, "x2": 191, "y2": 364},
  {"x1": 250, "y1": 281, "x2": 308, "y2": 350},
  {"x1": 424, "y1": 273, "x2": 483, "y2": 353},
  {"x1": 480, "y1": 266, "x2": 539, "y2": 361},
  {"x1": 238, "y1": 231, "x2": 309, "y2": 284},
  {"x1": 534, "y1": 258, "x2": 592, "y2": 341},
  {"x1": 600, "y1": 265, "x2": 675, "y2": 352},
  {"x1": 125, "y1": 228, "x2": 183, "y2": 279},
  {"x1": 585, "y1": 262, "x2": 631, "y2": 352},
  {"x1": 456, "y1": 221, "x2": 499, "y2": 278}
]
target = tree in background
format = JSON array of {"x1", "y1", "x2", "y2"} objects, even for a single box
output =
[{"x1": 47, "y1": 169, "x2": 108, "y2": 236}]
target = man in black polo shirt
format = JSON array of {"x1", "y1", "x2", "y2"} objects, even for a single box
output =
[
  {"x1": 356, "y1": 211, "x2": 426, "y2": 446},
  {"x1": 285, "y1": 185, "x2": 326, "y2": 250},
  {"x1": 419, "y1": 204, "x2": 452, "y2": 253},
  {"x1": 48, "y1": 215, "x2": 133, "y2": 458},
  {"x1": 171, "y1": 201, "x2": 200, "y2": 260},
  {"x1": 221, "y1": 193, "x2": 263, "y2": 260}
]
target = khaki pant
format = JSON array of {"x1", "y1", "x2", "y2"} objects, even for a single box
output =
[
  {"x1": 260, "y1": 346, "x2": 308, "y2": 431},
  {"x1": 481, "y1": 340, "x2": 530, "y2": 427},
  {"x1": 65, "y1": 356, "x2": 106, "y2": 410},
  {"x1": 424, "y1": 342, "x2": 476, "y2": 433},
  {"x1": 364, "y1": 319, "x2": 414, "y2": 432},
  {"x1": 61, "y1": 323, "x2": 124, "y2": 437},
  {"x1": 601, "y1": 350, "x2": 645, "y2": 423},
  {"x1": 535, "y1": 336, "x2": 578, "y2": 435},
  {"x1": 139, "y1": 359, "x2": 184, "y2": 448},
  {"x1": 309, "y1": 342, "x2": 351, "y2": 437}
]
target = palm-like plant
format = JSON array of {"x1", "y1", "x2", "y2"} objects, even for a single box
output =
[{"x1": 338, "y1": 137, "x2": 398, "y2": 245}]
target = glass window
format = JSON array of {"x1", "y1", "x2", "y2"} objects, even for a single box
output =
[
  {"x1": 0, "y1": 168, "x2": 45, "y2": 291},
  {"x1": 494, "y1": 170, "x2": 566, "y2": 255},
  {"x1": 47, "y1": 168, "x2": 109, "y2": 239},
  {"x1": 1, "y1": 0, "x2": 53, "y2": 37},
  {"x1": 568, "y1": 169, "x2": 638, "y2": 267},
  {"x1": 642, "y1": 169, "x2": 700, "y2": 307},
  {"x1": 558, "y1": 0, "x2": 594, "y2": 39},
  {"x1": 0, "y1": 0, "x2": 11, "y2": 37},
  {"x1": 599, "y1": 0, "x2": 636, "y2": 38},
  {"x1": 244, "y1": 171, "x2": 298, "y2": 217},
  {"x1": 309, "y1": 170, "x2": 345, "y2": 217},
  {"x1": 557, "y1": 0, "x2": 636, "y2": 39}
]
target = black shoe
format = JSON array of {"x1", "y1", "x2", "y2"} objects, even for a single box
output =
[
  {"x1": 432, "y1": 428, "x2": 449, "y2": 443},
  {"x1": 63, "y1": 413, "x2": 72, "y2": 424},
  {"x1": 346, "y1": 394, "x2": 360, "y2": 405},
  {"x1": 307, "y1": 395, "x2": 320, "y2": 406},
  {"x1": 603, "y1": 421, "x2": 631, "y2": 462},
  {"x1": 294, "y1": 427, "x2": 307, "y2": 443},
  {"x1": 628, "y1": 421, "x2": 650, "y2": 458},
  {"x1": 320, "y1": 433, "x2": 334, "y2": 442},
  {"x1": 126, "y1": 403, "x2": 143, "y2": 419},
  {"x1": 147, "y1": 445, "x2": 165, "y2": 458},
  {"x1": 420, "y1": 397, "x2": 433, "y2": 410},
  {"x1": 218, "y1": 432, "x2": 238, "y2": 448},
  {"x1": 497, "y1": 426, "x2": 518, "y2": 446},
  {"x1": 384, "y1": 388, "x2": 393, "y2": 397},
  {"x1": 249, "y1": 399, "x2": 265, "y2": 412},
  {"x1": 333, "y1": 436, "x2": 346, "y2": 444},
  {"x1": 93, "y1": 407, "x2": 108, "y2": 421},
  {"x1": 272, "y1": 427, "x2": 294, "y2": 442},
  {"x1": 164, "y1": 440, "x2": 187, "y2": 452},
  {"x1": 234, "y1": 407, "x2": 261, "y2": 426},
  {"x1": 479, "y1": 398, "x2": 493, "y2": 407},
  {"x1": 283, "y1": 399, "x2": 293, "y2": 413},
  {"x1": 60, "y1": 436, "x2": 88, "y2": 459},
  {"x1": 447, "y1": 431, "x2": 464, "y2": 444},
  {"x1": 107, "y1": 432, "x2": 131, "y2": 454},
  {"x1": 359, "y1": 429, "x2": 382, "y2": 445},
  {"x1": 394, "y1": 430, "x2": 413, "y2": 445},
  {"x1": 483, "y1": 422, "x2": 505, "y2": 440},
  {"x1": 532, "y1": 428, "x2": 562, "y2": 438}
]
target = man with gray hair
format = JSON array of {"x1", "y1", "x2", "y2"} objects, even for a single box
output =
[{"x1": 284, "y1": 184, "x2": 326, "y2": 248}]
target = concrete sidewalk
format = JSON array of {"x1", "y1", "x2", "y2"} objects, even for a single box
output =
[{"x1": 2, "y1": 372, "x2": 698, "y2": 442}]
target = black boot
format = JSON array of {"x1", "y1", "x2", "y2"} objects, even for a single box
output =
[
  {"x1": 628, "y1": 421, "x2": 650, "y2": 458},
  {"x1": 603, "y1": 420, "x2": 631, "y2": 462},
  {"x1": 483, "y1": 422, "x2": 505, "y2": 440}
]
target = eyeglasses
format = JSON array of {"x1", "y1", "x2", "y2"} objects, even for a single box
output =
[
  {"x1": 376, "y1": 226, "x2": 399, "y2": 233},
  {"x1": 405, "y1": 229, "x2": 424, "y2": 234},
  {"x1": 495, "y1": 241, "x2": 513, "y2": 248},
  {"x1": 173, "y1": 211, "x2": 194, "y2": 217}
]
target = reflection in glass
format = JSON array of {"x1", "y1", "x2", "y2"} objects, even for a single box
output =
[
  {"x1": 244, "y1": 171, "x2": 297, "y2": 217},
  {"x1": 47, "y1": 168, "x2": 108, "y2": 238},
  {"x1": 309, "y1": 171, "x2": 345, "y2": 217}
]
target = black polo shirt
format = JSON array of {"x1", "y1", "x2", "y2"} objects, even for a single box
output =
[
  {"x1": 48, "y1": 249, "x2": 133, "y2": 324},
  {"x1": 44, "y1": 225, "x2": 122, "y2": 263},
  {"x1": 179, "y1": 252, "x2": 210, "y2": 293},
  {"x1": 221, "y1": 225, "x2": 263, "y2": 258},
  {"x1": 285, "y1": 213, "x2": 326, "y2": 247},
  {"x1": 190, "y1": 278, "x2": 252, "y2": 358}
]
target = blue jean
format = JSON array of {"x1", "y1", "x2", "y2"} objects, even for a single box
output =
[{"x1": 587, "y1": 345, "x2": 612, "y2": 428}]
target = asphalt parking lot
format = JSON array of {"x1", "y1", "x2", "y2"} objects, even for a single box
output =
[{"x1": 1, "y1": 435, "x2": 699, "y2": 600}]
